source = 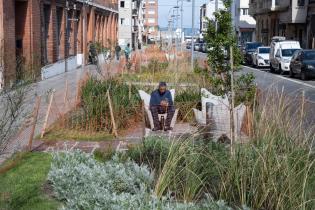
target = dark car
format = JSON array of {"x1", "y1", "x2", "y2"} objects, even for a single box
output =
[
  {"x1": 290, "y1": 49, "x2": 315, "y2": 80},
  {"x1": 186, "y1": 42, "x2": 192, "y2": 49},
  {"x1": 244, "y1": 42, "x2": 263, "y2": 65}
]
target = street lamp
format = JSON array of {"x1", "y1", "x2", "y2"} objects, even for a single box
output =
[{"x1": 191, "y1": 0, "x2": 195, "y2": 71}]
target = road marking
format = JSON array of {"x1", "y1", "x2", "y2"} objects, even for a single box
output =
[{"x1": 243, "y1": 66, "x2": 315, "y2": 89}]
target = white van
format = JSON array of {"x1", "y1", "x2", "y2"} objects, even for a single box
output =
[{"x1": 270, "y1": 37, "x2": 301, "y2": 73}]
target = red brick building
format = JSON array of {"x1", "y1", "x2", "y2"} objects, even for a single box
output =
[
  {"x1": 143, "y1": 0, "x2": 158, "y2": 41},
  {"x1": 0, "y1": 0, "x2": 118, "y2": 87}
]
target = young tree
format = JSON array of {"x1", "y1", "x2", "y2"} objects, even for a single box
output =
[{"x1": 205, "y1": 0, "x2": 255, "y2": 104}]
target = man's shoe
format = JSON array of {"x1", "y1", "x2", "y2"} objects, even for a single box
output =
[{"x1": 164, "y1": 126, "x2": 173, "y2": 131}]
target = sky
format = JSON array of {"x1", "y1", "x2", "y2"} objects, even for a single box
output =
[{"x1": 158, "y1": 0, "x2": 209, "y2": 28}]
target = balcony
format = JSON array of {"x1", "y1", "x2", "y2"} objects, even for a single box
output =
[
  {"x1": 249, "y1": 0, "x2": 289, "y2": 16},
  {"x1": 132, "y1": 9, "x2": 138, "y2": 17},
  {"x1": 132, "y1": 25, "x2": 138, "y2": 32},
  {"x1": 279, "y1": 0, "x2": 308, "y2": 23}
]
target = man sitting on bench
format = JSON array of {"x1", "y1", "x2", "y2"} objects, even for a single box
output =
[{"x1": 149, "y1": 82, "x2": 175, "y2": 131}]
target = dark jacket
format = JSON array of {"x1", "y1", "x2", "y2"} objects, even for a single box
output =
[{"x1": 150, "y1": 90, "x2": 173, "y2": 107}]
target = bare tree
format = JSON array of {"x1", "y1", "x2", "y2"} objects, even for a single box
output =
[{"x1": 0, "y1": 84, "x2": 28, "y2": 155}]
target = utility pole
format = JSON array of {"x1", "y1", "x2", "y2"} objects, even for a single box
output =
[
  {"x1": 180, "y1": 0, "x2": 183, "y2": 51},
  {"x1": 190, "y1": 0, "x2": 195, "y2": 71},
  {"x1": 215, "y1": 0, "x2": 218, "y2": 31},
  {"x1": 65, "y1": 1, "x2": 69, "y2": 73},
  {"x1": 230, "y1": 45, "x2": 235, "y2": 154}
]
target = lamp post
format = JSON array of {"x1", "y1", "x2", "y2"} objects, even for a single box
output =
[
  {"x1": 65, "y1": 1, "x2": 78, "y2": 72},
  {"x1": 190, "y1": 0, "x2": 195, "y2": 71}
]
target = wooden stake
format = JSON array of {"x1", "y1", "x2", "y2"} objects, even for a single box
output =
[
  {"x1": 64, "y1": 80, "x2": 68, "y2": 109},
  {"x1": 128, "y1": 82, "x2": 132, "y2": 101},
  {"x1": 41, "y1": 90, "x2": 55, "y2": 138},
  {"x1": 28, "y1": 96, "x2": 41, "y2": 151},
  {"x1": 107, "y1": 90, "x2": 118, "y2": 137},
  {"x1": 299, "y1": 90, "x2": 305, "y2": 140},
  {"x1": 141, "y1": 100, "x2": 146, "y2": 141},
  {"x1": 230, "y1": 45, "x2": 235, "y2": 155}
]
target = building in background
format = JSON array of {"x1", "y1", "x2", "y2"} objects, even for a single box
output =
[
  {"x1": 232, "y1": 0, "x2": 256, "y2": 44},
  {"x1": 200, "y1": 0, "x2": 255, "y2": 44},
  {"x1": 249, "y1": 0, "x2": 314, "y2": 48},
  {"x1": 118, "y1": 0, "x2": 144, "y2": 49},
  {"x1": 0, "y1": 0, "x2": 118, "y2": 88},
  {"x1": 143, "y1": 0, "x2": 158, "y2": 42},
  {"x1": 199, "y1": 0, "x2": 225, "y2": 37}
]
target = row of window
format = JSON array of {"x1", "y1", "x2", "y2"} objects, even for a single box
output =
[
  {"x1": 120, "y1": 18, "x2": 155, "y2": 25},
  {"x1": 120, "y1": 0, "x2": 156, "y2": 8}
]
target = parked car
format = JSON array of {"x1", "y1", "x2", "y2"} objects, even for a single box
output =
[
  {"x1": 194, "y1": 43, "x2": 201, "y2": 51},
  {"x1": 252, "y1": 47, "x2": 270, "y2": 67},
  {"x1": 244, "y1": 42, "x2": 263, "y2": 65},
  {"x1": 289, "y1": 49, "x2": 315, "y2": 80},
  {"x1": 270, "y1": 37, "x2": 301, "y2": 74},
  {"x1": 186, "y1": 42, "x2": 192, "y2": 49},
  {"x1": 200, "y1": 43, "x2": 207, "y2": 53}
]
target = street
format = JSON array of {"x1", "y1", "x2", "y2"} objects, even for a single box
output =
[
  {"x1": 193, "y1": 50, "x2": 315, "y2": 102},
  {"x1": 241, "y1": 65, "x2": 315, "y2": 102}
]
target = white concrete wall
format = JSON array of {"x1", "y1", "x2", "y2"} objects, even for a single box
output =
[{"x1": 41, "y1": 56, "x2": 78, "y2": 80}]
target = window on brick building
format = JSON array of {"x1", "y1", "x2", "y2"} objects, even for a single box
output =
[
  {"x1": 148, "y1": 9, "x2": 155, "y2": 15},
  {"x1": 148, "y1": 18, "x2": 155, "y2": 23}
]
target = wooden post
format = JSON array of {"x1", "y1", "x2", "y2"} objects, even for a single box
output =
[
  {"x1": 64, "y1": 80, "x2": 69, "y2": 109},
  {"x1": 28, "y1": 96, "x2": 41, "y2": 151},
  {"x1": 41, "y1": 90, "x2": 55, "y2": 138},
  {"x1": 128, "y1": 82, "x2": 132, "y2": 101},
  {"x1": 230, "y1": 45, "x2": 235, "y2": 155},
  {"x1": 141, "y1": 100, "x2": 146, "y2": 141},
  {"x1": 299, "y1": 90, "x2": 305, "y2": 140},
  {"x1": 107, "y1": 90, "x2": 118, "y2": 137}
]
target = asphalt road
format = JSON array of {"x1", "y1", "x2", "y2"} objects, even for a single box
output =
[
  {"x1": 241, "y1": 65, "x2": 315, "y2": 102},
  {"x1": 192, "y1": 49, "x2": 315, "y2": 102}
]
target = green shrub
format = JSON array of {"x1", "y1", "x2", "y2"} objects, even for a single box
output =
[
  {"x1": 126, "y1": 137, "x2": 171, "y2": 175},
  {"x1": 175, "y1": 90, "x2": 201, "y2": 122},
  {"x1": 48, "y1": 150, "x2": 234, "y2": 210},
  {"x1": 68, "y1": 78, "x2": 141, "y2": 132}
]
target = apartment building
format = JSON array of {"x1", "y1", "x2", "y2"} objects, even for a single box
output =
[
  {"x1": 200, "y1": 0, "x2": 255, "y2": 44},
  {"x1": 232, "y1": 0, "x2": 256, "y2": 44},
  {"x1": 143, "y1": 0, "x2": 158, "y2": 41},
  {"x1": 118, "y1": 0, "x2": 144, "y2": 49},
  {"x1": 249, "y1": 0, "x2": 315, "y2": 48},
  {"x1": 199, "y1": 1, "x2": 225, "y2": 36},
  {"x1": 0, "y1": 0, "x2": 118, "y2": 88}
]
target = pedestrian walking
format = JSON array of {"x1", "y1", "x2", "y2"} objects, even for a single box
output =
[
  {"x1": 124, "y1": 43, "x2": 131, "y2": 61},
  {"x1": 115, "y1": 44, "x2": 121, "y2": 61}
]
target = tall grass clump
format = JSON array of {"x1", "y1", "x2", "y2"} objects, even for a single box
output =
[
  {"x1": 65, "y1": 77, "x2": 141, "y2": 132},
  {"x1": 175, "y1": 90, "x2": 201, "y2": 122},
  {"x1": 148, "y1": 90, "x2": 315, "y2": 209},
  {"x1": 216, "y1": 90, "x2": 315, "y2": 209}
]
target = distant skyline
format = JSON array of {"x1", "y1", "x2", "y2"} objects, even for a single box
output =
[{"x1": 158, "y1": 0, "x2": 209, "y2": 28}]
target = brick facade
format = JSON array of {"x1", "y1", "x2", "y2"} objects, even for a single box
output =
[{"x1": 0, "y1": 0, "x2": 118, "y2": 88}]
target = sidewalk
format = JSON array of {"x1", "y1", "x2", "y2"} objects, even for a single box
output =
[{"x1": 0, "y1": 63, "x2": 120, "y2": 164}]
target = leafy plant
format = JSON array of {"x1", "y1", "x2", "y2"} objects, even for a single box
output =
[
  {"x1": 48, "y1": 150, "x2": 234, "y2": 210},
  {"x1": 64, "y1": 77, "x2": 141, "y2": 132},
  {"x1": 205, "y1": 0, "x2": 255, "y2": 104},
  {"x1": 0, "y1": 84, "x2": 29, "y2": 154}
]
